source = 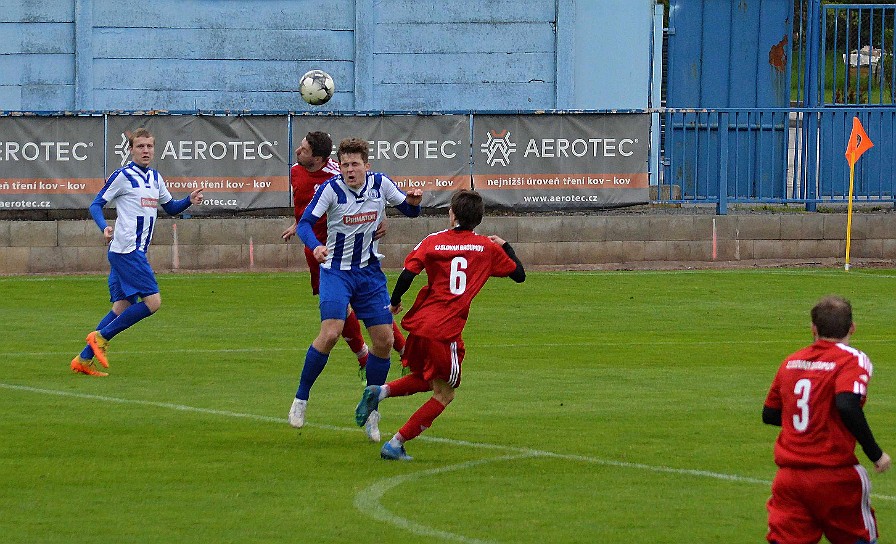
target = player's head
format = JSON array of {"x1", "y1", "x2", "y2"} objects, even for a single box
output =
[
  {"x1": 811, "y1": 295, "x2": 854, "y2": 339},
  {"x1": 305, "y1": 131, "x2": 333, "y2": 159},
  {"x1": 127, "y1": 128, "x2": 155, "y2": 168},
  {"x1": 337, "y1": 138, "x2": 370, "y2": 189},
  {"x1": 450, "y1": 189, "x2": 484, "y2": 230},
  {"x1": 296, "y1": 131, "x2": 333, "y2": 170},
  {"x1": 337, "y1": 137, "x2": 368, "y2": 162}
]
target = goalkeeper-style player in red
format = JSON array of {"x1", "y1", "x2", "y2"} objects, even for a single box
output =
[{"x1": 355, "y1": 189, "x2": 525, "y2": 460}]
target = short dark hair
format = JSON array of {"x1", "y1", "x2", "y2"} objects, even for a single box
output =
[
  {"x1": 305, "y1": 131, "x2": 333, "y2": 158},
  {"x1": 337, "y1": 137, "x2": 369, "y2": 162},
  {"x1": 811, "y1": 295, "x2": 853, "y2": 339},
  {"x1": 127, "y1": 128, "x2": 153, "y2": 148},
  {"x1": 451, "y1": 189, "x2": 484, "y2": 230}
]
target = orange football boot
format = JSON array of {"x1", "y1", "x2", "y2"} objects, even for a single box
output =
[
  {"x1": 86, "y1": 331, "x2": 110, "y2": 368},
  {"x1": 71, "y1": 356, "x2": 108, "y2": 377}
]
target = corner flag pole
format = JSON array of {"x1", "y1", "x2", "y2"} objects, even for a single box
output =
[
  {"x1": 845, "y1": 164, "x2": 855, "y2": 271},
  {"x1": 843, "y1": 117, "x2": 873, "y2": 271}
]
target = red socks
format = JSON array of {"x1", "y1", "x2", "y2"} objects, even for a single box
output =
[
  {"x1": 392, "y1": 322, "x2": 406, "y2": 354},
  {"x1": 341, "y1": 310, "x2": 366, "y2": 354},
  {"x1": 386, "y1": 374, "x2": 431, "y2": 397},
  {"x1": 398, "y1": 398, "x2": 446, "y2": 441},
  {"x1": 342, "y1": 313, "x2": 405, "y2": 358}
]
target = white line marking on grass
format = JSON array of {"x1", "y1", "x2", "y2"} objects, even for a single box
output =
[
  {"x1": 354, "y1": 452, "x2": 538, "y2": 544},
  {"x1": 1, "y1": 381, "x2": 892, "y2": 493},
  {"x1": 5, "y1": 381, "x2": 896, "y2": 543}
]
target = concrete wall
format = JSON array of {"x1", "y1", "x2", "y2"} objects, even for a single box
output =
[
  {"x1": 0, "y1": 0, "x2": 656, "y2": 112},
  {"x1": 3, "y1": 213, "x2": 895, "y2": 275}
]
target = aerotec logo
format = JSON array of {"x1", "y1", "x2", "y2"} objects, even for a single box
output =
[
  {"x1": 480, "y1": 129, "x2": 516, "y2": 167},
  {"x1": 114, "y1": 133, "x2": 130, "y2": 166},
  {"x1": 114, "y1": 132, "x2": 278, "y2": 167}
]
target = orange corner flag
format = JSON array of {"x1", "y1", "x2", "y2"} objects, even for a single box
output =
[{"x1": 845, "y1": 116, "x2": 873, "y2": 166}]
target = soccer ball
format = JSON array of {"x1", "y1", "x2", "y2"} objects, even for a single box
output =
[{"x1": 299, "y1": 70, "x2": 335, "y2": 105}]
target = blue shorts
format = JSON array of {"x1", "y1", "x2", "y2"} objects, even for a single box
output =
[
  {"x1": 318, "y1": 262, "x2": 392, "y2": 327},
  {"x1": 107, "y1": 250, "x2": 159, "y2": 303}
]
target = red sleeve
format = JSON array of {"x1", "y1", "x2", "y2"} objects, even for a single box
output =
[
  {"x1": 403, "y1": 239, "x2": 427, "y2": 275},
  {"x1": 764, "y1": 369, "x2": 783, "y2": 409},
  {"x1": 835, "y1": 351, "x2": 872, "y2": 398},
  {"x1": 489, "y1": 243, "x2": 519, "y2": 277}
]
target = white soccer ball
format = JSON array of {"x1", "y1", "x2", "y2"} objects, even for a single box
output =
[{"x1": 299, "y1": 69, "x2": 335, "y2": 105}]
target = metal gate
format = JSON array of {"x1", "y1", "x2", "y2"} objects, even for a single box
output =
[
  {"x1": 814, "y1": 3, "x2": 896, "y2": 199},
  {"x1": 664, "y1": 0, "x2": 794, "y2": 202}
]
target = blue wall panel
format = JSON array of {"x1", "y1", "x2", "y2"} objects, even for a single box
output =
[
  {"x1": 0, "y1": 22, "x2": 74, "y2": 54},
  {"x1": 0, "y1": 0, "x2": 73, "y2": 22},
  {"x1": 0, "y1": 0, "x2": 655, "y2": 112},
  {"x1": 91, "y1": 0, "x2": 354, "y2": 29}
]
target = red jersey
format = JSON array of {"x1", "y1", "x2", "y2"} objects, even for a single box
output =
[
  {"x1": 764, "y1": 339, "x2": 873, "y2": 469},
  {"x1": 400, "y1": 228, "x2": 518, "y2": 341},
  {"x1": 290, "y1": 158, "x2": 339, "y2": 242}
]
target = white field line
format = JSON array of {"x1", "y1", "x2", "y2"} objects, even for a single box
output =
[
  {"x1": 4, "y1": 382, "x2": 896, "y2": 544},
  {"x1": 354, "y1": 453, "x2": 539, "y2": 544},
  {"x1": 1, "y1": 382, "x2": 890, "y2": 496}
]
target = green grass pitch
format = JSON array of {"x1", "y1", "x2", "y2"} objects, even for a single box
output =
[{"x1": 2, "y1": 268, "x2": 896, "y2": 543}]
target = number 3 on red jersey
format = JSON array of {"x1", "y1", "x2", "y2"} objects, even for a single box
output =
[{"x1": 792, "y1": 378, "x2": 811, "y2": 432}]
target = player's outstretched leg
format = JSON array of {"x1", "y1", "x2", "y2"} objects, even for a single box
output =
[{"x1": 355, "y1": 385, "x2": 381, "y2": 426}]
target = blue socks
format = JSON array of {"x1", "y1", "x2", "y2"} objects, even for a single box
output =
[
  {"x1": 296, "y1": 346, "x2": 329, "y2": 401},
  {"x1": 365, "y1": 353, "x2": 390, "y2": 387},
  {"x1": 100, "y1": 302, "x2": 152, "y2": 340}
]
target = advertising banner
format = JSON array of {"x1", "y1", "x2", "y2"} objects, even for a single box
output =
[
  {"x1": 0, "y1": 116, "x2": 105, "y2": 210},
  {"x1": 106, "y1": 115, "x2": 289, "y2": 213},
  {"x1": 472, "y1": 114, "x2": 651, "y2": 209},
  {"x1": 290, "y1": 114, "x2": 470, "y2": 208}
]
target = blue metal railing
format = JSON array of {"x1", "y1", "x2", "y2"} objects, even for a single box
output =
[{"x1": 658, "y1": 106, "x2": 896, "y2": 214}]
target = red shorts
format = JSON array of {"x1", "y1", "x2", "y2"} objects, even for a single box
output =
[
  {"x1": 767, "y1": 465, "x2": 877, "y2": 544},
  {"x1": 304, "y1": 246, "x2": 321, "y2": 295},
  {"x1": 401, "y1": 334, "x2": 465, "y2": 387}
]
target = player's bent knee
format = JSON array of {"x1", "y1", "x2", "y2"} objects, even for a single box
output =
[{"x1": 144, "y1": 293, "x2": 162, "y2": 313}]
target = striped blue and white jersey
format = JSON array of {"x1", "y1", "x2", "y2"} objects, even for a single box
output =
[
  {"x1": 95, "y1": 161, "x2": 173, "y2": 254},
  {"x1": 301, "y1": 171, "x2": 408, "y2": 270}
]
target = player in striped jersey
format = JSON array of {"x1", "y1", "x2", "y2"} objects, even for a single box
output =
[
  {"x1": 280, "y1": 132, "x2": 407, "y2": 376},
  {"x1": 763, "y1": 296, "x2": 891, "y2": 544},
  {"x1": 70, "y1": 128, "x2": 203, "y2": 376},
  {"x1": 287, "y1": 137, "x2": 423, "y2": 441},
  {"x1": 354, "y1": 189, "x2": 525, "y2": 460}
]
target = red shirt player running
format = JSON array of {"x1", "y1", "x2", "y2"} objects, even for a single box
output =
[
  {"x1": 354, "y1": 189, "x2": 525, "y2": 460},
  {"x1": 281, "y1": 131, "x2": 406, "y2": 371},
  {"x1": 763, "y1": 295, "x2": 891, "y2": 544}
]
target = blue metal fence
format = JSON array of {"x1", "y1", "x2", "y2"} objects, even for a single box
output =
[
  {"x1": 657, "y1": 3, "x2": 896, "y2": 215},
  {"x1": 657, "y1": 106, "x2": 896, "y2": 214}
]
